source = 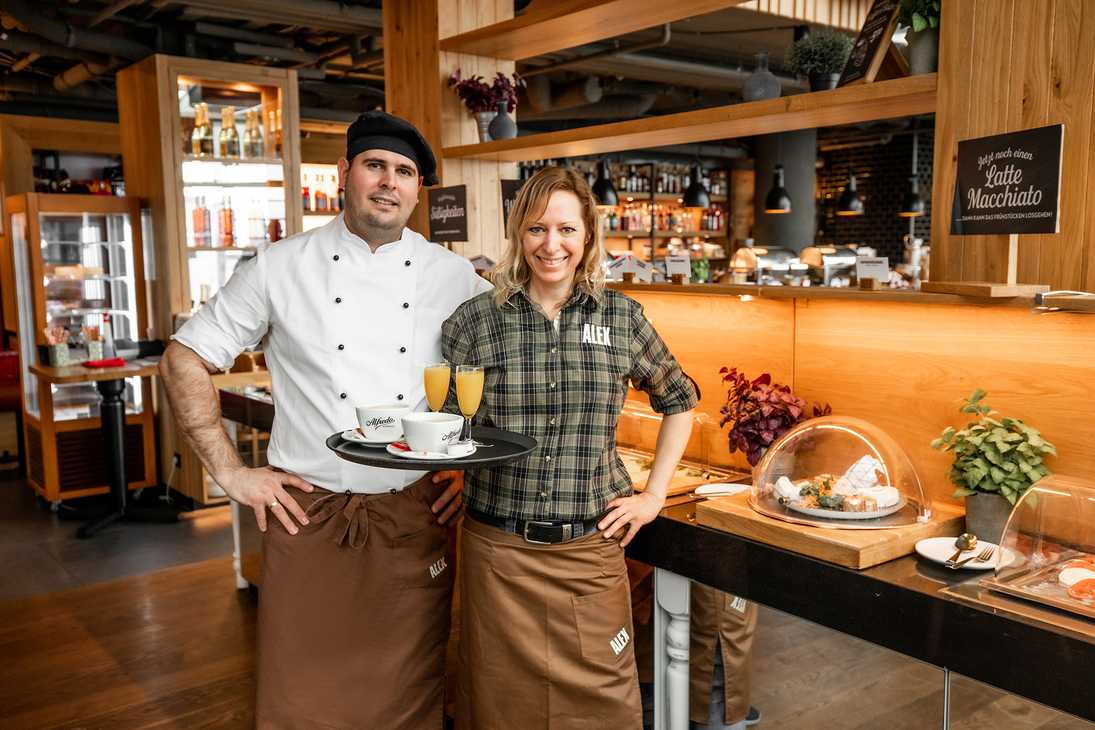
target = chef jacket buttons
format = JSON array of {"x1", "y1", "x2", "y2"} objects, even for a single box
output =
[
  {"x1": 339, "y1": 392, "x2": 347, "y2": 399},
  {"x1": 397, "y1": 394, "x2": 404, "y2": 401},
  {"x1": 399, "y1": 346, "x2": 407, "y2": 353},
  {"x1": 337, "y1": 344, "x2": 345, "y2": 351},
  {"x1": 333, "y1": 254, "x2": 340, "y2": 261},
  {"x1": 335, "y1": 297, "x2": 342, "y2": 304},
  {"x1": 404, "y1": 260, "x2": 411, "y2": 267},
  {"x1": 402, "y1": 302, "x2": 410, "y2": 309}
]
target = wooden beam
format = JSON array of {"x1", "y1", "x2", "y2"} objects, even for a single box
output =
[
  {"x1": 439, "y1": 0, "x2": 747, "y2": 60},
  {"x1": 444, "y1": 73, "x2": 937, "y2": 162}
]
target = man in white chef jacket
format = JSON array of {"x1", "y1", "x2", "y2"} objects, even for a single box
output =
[{"x1": 160, "y1": 111, "x2": 491, "y2": 729}]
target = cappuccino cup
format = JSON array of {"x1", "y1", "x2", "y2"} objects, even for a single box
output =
[
  {"x1": 355, "y1": 403, "x2": 411, "y2": 443},
  {"x1": 401, "y1": 412, "x2": 464, "y2": 454}
]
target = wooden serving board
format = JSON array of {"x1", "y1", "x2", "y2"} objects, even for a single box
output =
[{"x1": 696, "y1": 492, "x2": 964, "y2": 569}]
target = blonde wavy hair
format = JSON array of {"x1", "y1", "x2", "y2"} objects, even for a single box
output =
[{"x1": 492, "y1": 165, "x2": 606, "y2": 307}]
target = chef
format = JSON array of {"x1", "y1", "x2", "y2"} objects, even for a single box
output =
[{"x1": 159, "y1": 111, "x2": 491, "y2": 729}]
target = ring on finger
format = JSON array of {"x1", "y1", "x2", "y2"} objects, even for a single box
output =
[{"x1": 269, "y1": 499, "x2": 280, "y2": 509}]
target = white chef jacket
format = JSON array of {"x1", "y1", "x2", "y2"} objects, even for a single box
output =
[{"x1": 173, "y1": 214, "x2": 492, "y2": 493}]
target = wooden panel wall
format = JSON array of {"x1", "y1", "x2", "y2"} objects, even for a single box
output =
[
  {"x1": 930, "y1": 0, "x2": 1095, "y2": 290},
  {"x1": 622, "y1": 292, "x2": 1095, "y2": 504},
  {"x1": 739, "y1": 0, "x2": 871, "y2": 31},
  {"x1": 438, "y1": 0, "x2": 518, "y2": 261}
]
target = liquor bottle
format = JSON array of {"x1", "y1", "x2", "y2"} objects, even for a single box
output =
[
  {"x1": 329, "y1": 175, "x2": 340, "y2": 211},
  {"x1": 302, "y1": 175, "x2": 311, "y2": 212},
  {"x1": 191, "y1": 103, "x2": 214, "y2": 157},
  {"x1": 267, "y1": 218, "x2": 282, "y2": 243},
  {"x1": 219, "y1": 106, "x2": 240, "y2": 158},
  {"x1": 337, "y1": 186, "x2": 345, "y2": 212},
  {"x1": 242, "y1": 109, "x2": 264, "y2": 158},
  {"x1": 315, "y1": 180, "x2": 328, "y2": 211},
  {"x1": 219, "y1": 197, "x2": 234, "y2": 247},
  {"x1": 192, "y1": 196, "x2": 210, "y2": 246},
  {"x1": 248, "y1": 206, "x2": 266, "y2": 246}
]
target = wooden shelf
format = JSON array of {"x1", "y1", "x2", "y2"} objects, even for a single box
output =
[
  {"x1": 186, "y1": 246, "x2": 257, "y2": 252},
  {"x1": 617, "y1": 193, "x2": 728, "y2": 203},
  {"x1": 438, "y1": 0, "x2": 738, "y2": 61},
  {"x1": 303, "y1": 211, "x2": 338, "y2": 216},
  {"x1": 444, "y1": 75, "x2": 937, "y2": 162},
  {"x1": 605, "y1": 230, "x2": 725, "y2": 239},
  {"x1": 181, "y1": 155, "x2": 284, "y2": 166}
]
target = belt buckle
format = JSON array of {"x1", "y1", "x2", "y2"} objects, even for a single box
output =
[{"x1": 522, "y1": 520, "x2": 572, "y2": 544}]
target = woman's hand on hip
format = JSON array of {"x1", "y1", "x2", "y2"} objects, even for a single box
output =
[
  {"x1": 598, "y1": 491, "x2": 665, "y2": 547},
  {"x1": 430, "y1": 470, "x2": 464, "y2": 525}
]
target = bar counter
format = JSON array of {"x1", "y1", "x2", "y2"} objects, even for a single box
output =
[{"x1": 629, "y1": 499, "x2": 1095, "y2": 723}]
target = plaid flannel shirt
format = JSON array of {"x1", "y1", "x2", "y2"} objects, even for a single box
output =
[{"x1": 440, "y1": 287, "x2": 697, "y2": 521}]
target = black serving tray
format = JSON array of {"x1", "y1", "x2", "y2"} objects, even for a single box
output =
[{"x1": 326, "y1": 426, "x2": 537, "y2": 470}]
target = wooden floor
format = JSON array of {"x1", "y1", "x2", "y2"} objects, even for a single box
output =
[{"x1": 1, "y1": 556, "x2": 1090, "y2": 730}]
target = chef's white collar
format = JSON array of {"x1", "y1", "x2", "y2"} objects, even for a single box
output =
[{"x1": 336, "y1": 213, "x2": 410, "y2": 255}]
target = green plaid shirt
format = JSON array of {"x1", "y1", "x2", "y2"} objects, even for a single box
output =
[{"x1": 440, "y1": 287, "x2": 697, "y2": 521}]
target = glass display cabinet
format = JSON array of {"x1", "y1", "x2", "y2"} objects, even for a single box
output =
[
  {"x1": 5, "y1": 193, "x2": 155, "y2": 502},
  {"x1": 983, "y1": 475, "x2": 1095, "y2": 620},
  {"x1": 750, "y1": 415, "x2": 932, "y2": 529},
  {"x1": 117, "y1": 55, "x2": 301, "y2": 504}
]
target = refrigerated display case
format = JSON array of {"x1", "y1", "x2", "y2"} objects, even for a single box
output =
[
  {"x1": 5, "y1": 193, "x2": 155, "y2": 501},
  {"x1": 117, "y1": 55, "x2": 301, "y2": 504}
]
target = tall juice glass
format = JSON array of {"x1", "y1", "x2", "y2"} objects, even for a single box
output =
[
  {"x1": 455, "y1": 365, "x2": 484, "y2": 444},
  {"x1": 424, "y1": 362, "x2": 451, "y2": 412}
]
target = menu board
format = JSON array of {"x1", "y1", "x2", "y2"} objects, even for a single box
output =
[
  {"x1": 428, "y1": 185, "x2": 468, "y2": 243},
  {"x1": 500, "y1": 179, "x2": 523, "y2": 229},
  {"x1": 838, "y1": 0, "x2": 901, "y2": 86},
  {"x1": 950, "y1": 125, "x2": 1064, "y2": 235}
]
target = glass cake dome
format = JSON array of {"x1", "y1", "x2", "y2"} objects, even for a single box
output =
[
  {"x1": 982, "y1": 475, "x2": 1095, "y2": 619},
  {"x1": 750, "y1": 416, "x2": 931, "y2": 529}
]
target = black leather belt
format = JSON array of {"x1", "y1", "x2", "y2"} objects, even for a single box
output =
[{"x1": 466, "y1": 506, "x2": 601, "y2": 545}]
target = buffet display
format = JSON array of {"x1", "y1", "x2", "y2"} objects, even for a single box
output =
[
  {"x1": 750, "y1": 416, "x2": 932, "y2": 529},
  {"x1": 982, "y1": 475, "x2": 1095, "y2": 620}
]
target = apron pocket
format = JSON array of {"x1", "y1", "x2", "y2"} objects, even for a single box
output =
[
  {"x1": 572, "y1": 576, "x2": 634, "y2": 666},
  {"x1": 392, "y1": 525, "x2": 450, "y2": 589}
]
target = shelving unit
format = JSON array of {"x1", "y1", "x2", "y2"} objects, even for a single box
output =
[
  {"x1": 5, "y1": 193, "x2": 155, "y2": 502},
  {"x1": 444, "y1": 74, "x2": 937, "y2": 162}
]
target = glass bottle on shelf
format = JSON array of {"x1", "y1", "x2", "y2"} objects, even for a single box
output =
[
  {"x1": 191, "y1": 102, "x2": 214, "y2": 157},
  {"x1": 315, "y1": 180, "x2": 328, "y2": 211},
  {"x1": 743, "y1": 50, "x2": 782, "y2": 102},
  {"x1": 242, "y1": 109, "x2": 265, "y2": 159},
  {"x1": 219, "y1": 106, "x2": 240, "y2": 159},
  {"x1": 219, "y1": 197, "x2": 234, "y2": 247},
  {"x1": 329, "y1": 175, "x2": 340, "y2": 211},
  {"x1": 192, "y1": 196, "x2": 211, "y2": 246},
  {"x1": 302, "y1": 175, "x2": 311, "y2": 212}
]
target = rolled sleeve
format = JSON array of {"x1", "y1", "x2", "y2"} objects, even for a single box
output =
[
  {"x1": 628, "y1": 301, "x2": 698, "y2": 415},
  {"x1": 172, "y1": 254, "x2": 269, "y2": 370}
]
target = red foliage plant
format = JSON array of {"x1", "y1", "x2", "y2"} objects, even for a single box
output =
[
  {"x1": 719, "y1": 367, "x2": 831, "y2": 466},
  {"x1": 448, "y1": 70, "x2": 523, "y2": 114}
]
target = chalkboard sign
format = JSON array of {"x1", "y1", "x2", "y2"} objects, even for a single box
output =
[
  {"x1": 838, "y1": 0, "x2": 902, "y2": 86},
  {"x1": 950, "y1": 124, "x2": 1063, "y2": 235},
  {"x1": 500, "y1": 179, "x2": 523, "y2": 229},
  {"x1": 427, "y1": 185, "x2": 468, "y2": 242}
]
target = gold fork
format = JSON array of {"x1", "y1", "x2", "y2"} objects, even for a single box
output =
[{"x1": 949, "y1": 546, "x2": 996, "y2": 570}]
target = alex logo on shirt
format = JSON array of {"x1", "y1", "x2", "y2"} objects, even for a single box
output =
[
  {"x1": 581, "y1": 323, "x2": 611, "y2": 347},
  {"x1": 429, "y1": 555, "x2": 448, "y2": 580}
]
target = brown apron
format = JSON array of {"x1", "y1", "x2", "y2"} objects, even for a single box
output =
[
  {"x1": 456, "y1": 515, "x2": 643, "y2": 730},
  {"x1": 256, "y1": 477, "x2": 454, "y2": 730},
  {"x1": 689, "y1": 583, "x2": 758, "y2": 725}
]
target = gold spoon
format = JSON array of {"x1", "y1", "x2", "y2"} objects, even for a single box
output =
[{"x1": 945, "y1": 533, "x2": 978, "y2": 565}]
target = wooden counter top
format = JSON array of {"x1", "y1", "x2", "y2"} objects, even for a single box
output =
[
  {"x1": 30, "y1": 359, "x2": 160, "y2": 384},
  {"x1": 609, "y1": 281, "x2": 1038, "y2": 307}
]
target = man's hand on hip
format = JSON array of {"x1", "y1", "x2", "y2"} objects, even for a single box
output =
[
  {"x1": 430, "y1": 470, "x2": 464, "y2": 525},
  {"x1": 218, "y1": 465, "x2": 315, "y2": 534}
]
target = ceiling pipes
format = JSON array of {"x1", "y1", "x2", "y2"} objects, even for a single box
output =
[
  {"x1": 4, "y1": 0, "x2": 152, "y2": 61},
  {"x1": 88, "y1": 0, "x2": 144, "y2": 28}
]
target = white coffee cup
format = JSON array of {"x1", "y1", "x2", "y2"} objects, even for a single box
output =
[
  {"x1": 401, "y1": 412, "x2": 464, "y2": 454},
  {"x1": 355, "y1": 403, "x2": 411, "y2": 443}
]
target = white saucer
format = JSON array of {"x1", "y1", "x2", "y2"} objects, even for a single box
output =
[
  {"x1": 915, "y1": 537, "x2": 1015, "y2": 570},
  {"x1": 341, "y1": 429, "x2": 394, "y2": 447},
  {"x1": 386, "y1": 442, "x2": 477, "y2": 460}
]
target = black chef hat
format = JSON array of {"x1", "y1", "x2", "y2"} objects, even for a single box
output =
[{"x1": 345, "y1": 111, "x2": 439, "y2": 186}]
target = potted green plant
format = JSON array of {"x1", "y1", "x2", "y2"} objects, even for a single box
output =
[
  {"x1": 900, "y1": 0, "x2": 941, "y2": 74},
  {"x1": 719, "y1": 367, "x2": 830, "y2": 466},
  {"x1": 786, "y1": 29, "x2": 854, "y2": 92},
  {"x1": 931, "y1": 389, "x2": 1056, "y2": 542},
  {"x1": 448, "y1": 70, "x2": 496, "y2": 142}
]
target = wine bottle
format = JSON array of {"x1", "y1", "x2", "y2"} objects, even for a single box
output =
[
  {"x1": 219, "y1": 106, "x2": 240, "y2": 158},
  {"x1": 191, "y1": 103, "x2": 214, "y2": 157},
  {"x1": 242, "y1": 109, "x2": 264, "y2": 158}
]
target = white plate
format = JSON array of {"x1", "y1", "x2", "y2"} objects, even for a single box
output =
[
  {"x1": 386, "y1": 443, "x2": 477, "y2": 460},
  {"x1": 341, "y1": 429, "x2": 393, "y2": 447},
  {"x1": 694, "y1": 483, "x2": 750, "y2": 497},
  {"x1": 784, "y1": 494, "x2": 907, "y2": 521},
  {"x1": 914, "y1": 536, "x2": 1015, "y2": 570}
]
